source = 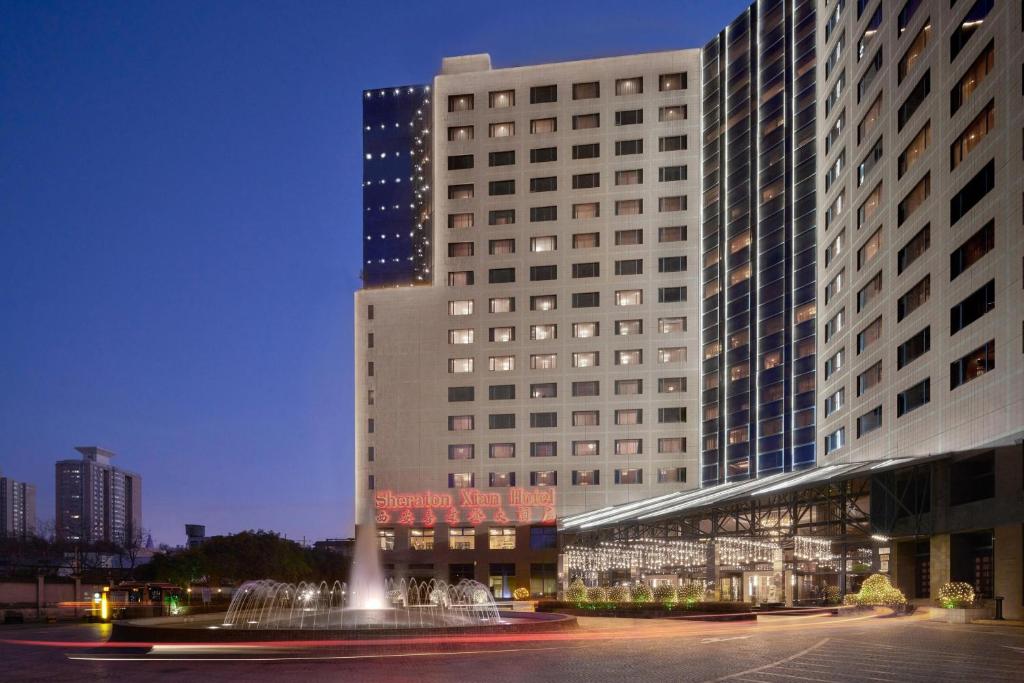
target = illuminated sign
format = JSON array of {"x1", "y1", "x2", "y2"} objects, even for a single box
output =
[{"x1": 374, "y1": 488, "x2": 555, "y2": 527}]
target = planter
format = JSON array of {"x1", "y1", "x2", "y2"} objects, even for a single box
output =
[
  {"x1": 943, "y1": 607, "x2": 989, "y2": 624},
  {"x1": 510, "y1": 600, "x2": 535, "y2": 612}
]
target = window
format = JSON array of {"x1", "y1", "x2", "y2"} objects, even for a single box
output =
[
  {"x1": 825, "y1": 308, "x2": 844, "y2": 342},
  {"x1": 489, "y1": 384, "x2": 515, "y2": 400},
  {"x1": 448, "y1": 184, "x2": 474, "y2": 200},
  {"x1": 572, "y1": 322, "x2": 598, "y2": 339},
  {"x1": 857, "y1": 229, "x2": 882, "y2": 270},
  {"x1": 659, "y1": 317, "x2": 685, "y2": 333},
  {"x1": 572, "y1": 351, "x2": 598, "y2": 368},
  {"x1": 858, "y1": 5, "x2": 882, "y2": 60},
  {"x1": 826, "y1": 30, "x2": 846, "y2": 78},
  {"x1": 573, "y1": 410, "x2": 599, "y2": 427},
  {"x1": 449, "y1": 300, "x2": 473, "y2": 316},
  {"x1": 659, "y1": 165, "x2": 686, "y2": 182},
  {"x1": 530, "y1": 206, "x2": 557, "y2": 222},
  {"x1": 489, "y1": 326, "x2": 515, "y2": 343},
  {"x1": 615, "y1": 169, "x2": 642, "y2": 186},
  {"x1": 615, "y1": 439, "x2": 642, "y2": 455},
  {"x1": 615, "y1": 469, "x2": 642, "y2": 484},
  {"x1": 489, "y1": 179, "x2": 515, "y2": 196},
  {"x1": 531, "y1": 353, "x2": 557, "y2": 370},
  {"x1": 615, "y1": 319, "x2": 642, "y2": 335},
  {"x1": 897, "y1": 327, "x2": 930, "y2": 369},
  {"x1": 573, "y1": 440, "x2": 599, "y2": 456},
  {"x1": 825, "y1": 388, "x2": 846, "y2": 417},
  {"x1": 449, "y1": 329, "x2": 474, "y2": 345},
  {"x1": 951, "y1": 100, "x2": 994, "y2": 170},
  {"x1": 825, "y1": 70, "x2": 846, "y2": 116},
  {"x1": 448, "y1": 358, "x2": 473, "y2": 374},
  {"x1": 448, "y1": 415, "x2": 474, "y2": 431},
  {"x1": 657, "y1": 286, "x2": 687, "y2": 305},
  {"x1": 616, "y1": 290, "x2": 642, "y2": 306},
  {"x1": 615, "y1": 379, "x2": 642, "y2": 395},
  {"x1": 530, "y1": 147, "x2": 557, "y2": 163},
  {"x1": 448, "y1": 93, "x2": 473, "y2": 112},
  {"x1": 489, "y1": 267, "x2": 515, "y2": 284},
  {"x1": 488, "y1": 527, "x2": 516, "y2": 550},
  {"x1": 659, "y1": 105, "x2": 686, "y2": 121},
  {"x1": 898, "y1": 224, "x2": 930, "y2": 274},
  {"x1": 950, "y1": 451, "x2": 995, "y2": 505},
  {"x1": 530, "y1": 84, "x2": 557, "y2": 104},
  {"x1": 531, "y1": 235, "x2": 557, "y2": 253},
  {"x1": 658, "y1": 468, "x2": 687, "y2": 484},
  {"x1": 489, "y1": 297, "x2": 515, "y2": 313},
  {"x1": 573, "y1": 81, "x2": 599, "y2": 99},
  {"x1": 489, "y1": 209, "x2": 515, "y2": 226},
  {"x1": 573, "y1": 203, "x2": 600, "y2": 219},
  {"x1": 658, "y1": 407, "x2": 685, "y2": 423},
  {"x1": 824, "y1": 427, "x2": 846, "y2": 454},
  {"x1": 950, "y1": 159, "x2": 994, "y2": 225},
  {"x1": 572, "y1": 173, "x2": 600, "y2": 189},
  {"x1": 899, "y1": 20, "x2": 931, "y2": 84},
  {"x1": 857, "y1": 405, "x2": 883, "y2": 437},
  {"x1": 448, "y1": 154, "x2": 473, "y2": 170},
  {"x1": 856, "y1": 317, "x2": 882, "y2": 354},
  {"x1": 449, "y1": 472, "x2": 475, "y2": 488},
  {"x1": 448, "y1": 125, "x2": 474, "y2": 141},
  {"x1": 530, "y1": 324, "x2": 557, "y2": 341},
  {"x1": 857, "y1": 361, "x2": 882, "y2": 396},
  {"x1": 857, "y1": 272, "x2": 882, "y2": 312},
  {"x1": 448, "y1": 213, "x2": 474, "y2": 230},
  {"x1": 528, "y1": 522, "x2": 556, "y2": 549},
  {"x1": 448, "y1": 271, "x2": 474, "y2": 286},
  {"x1": 615, "y1": 109, "x2": 643, "y2": 126},
  {"x1": 448, "y1": 241, "x2": 474, "y2": 258},
  {"x1": 826, "y1": 189, "x2": 846, "y2": 230},
  {"x1": 824, "y1": 348, "x2": 845, "y2": 380},
  {"x1": 950, "y1": 220, "x2": 994, "y2": 280},
  {"x1": 950, "y1": 0, "x2": 993, "y2": 63},
  {"x1": 615, "y1": 139, "x2": 643, "y2": 156},
  {"x1": 898, "y1": 174, "x2": 929, "y2": 226},
  {"x1": 615, "y1": 349, "x2": 642, "y2": 366},
  {"x1": 826, "y1": 148, "x2": 846, "y2": 190},
  {"x1": 950, "y1": 280, "x2": 995, "y2": 335},
  {"x1": 659, "y1": 72, "x2": 686, "y2": 91},
  {"x1": 573, "y1": 380, "x2": 599, "y2": 396},
  {"x1": 530, "y1": 382, "x2": 557, "y2": 399},
  {"x1": 616, "y1": 230, "x2": 643, "y2": 248},
  {"x1": 658, "y1": 347, "x2": 685, "y2": 364},
  {"x1": 859, "y1": 183, "x2": 882, "y2": 229},
  {"x1": 572, "y1": 262, "x2": 599, "y2": 278},
  {"x1": 489, "y1": 90, "x2": 515, "y2": 108},
  {"x1": 857, "y1": 49, "x2": 883, "y2": 103},
  {"x1": 951, "y1": 41, "x2": 993, "y2": 115},
  {"x1": 489, "y1": 122, "x2": 515, "y2": 138},
  {"x1": 898, "y1": 0, "x2": 922, "y2": 34},
  {"x1": 826, "y1": 270, "x2": 844, "y2": 305},
  {"x1": 897, "y1": 70, "x2": 930, "y2": 131},
  {"x1": 530, "y1": 117, "x2": 556, "y2": 134},
  {"x1": 898, "y1": 121, "x2": 930, "y2": 179},
  {"x1": 448, "y1": 444, "x2": 474, "y2": 460},
  {"x1": 897, "y1": 275, "x2": 931, "y2": 321},
  {"x1": 574, "y1": 232, "x2": 600, "y2": 248},
  {"x1": 530, "y1": 441, "x2": 556, "y2": 457},
  {"x1": 530, "y1": 265, "x2": 557, "y2": 281},
  {"x1": 572, "y1": 142, "x2": 600, "y2": 158},
  {"x1": 950, "y1": 339, "x2": 995, "y2": 389},
  {"x1": 572, "y1": 470, "x2": 599, "y2": 486},
  {"x1": 615, "y1": 258, "x2": 643, "y2": 276},
  {"x1": 857, "y1": 137, "x2": 883, "y2": 186},
  {"x1": 897, "y1": 378, "x2": 931, "y2": 417},
  {"x1": 488, "y1": 355, "x2": 515, "y2": 372},
  {"x1": 489, "y1": 238, "x2": 515, "y2": 255},
  {"x1": 657, "y1": 377, "x2": 684, "y2": 394},
  {"x1": 658, "y1": 135, "x2": 686, "y2": 152},
  {"x1": 659, "y1": 196, "x2": 686, "y2": 212},
  {"x1": 572, "y1": 113, "x2": 600, "y2": 130},
  {"x1": 489, "y1": 413, "x2": 515, "y2": 429},
  {"x1": 658, "y1": 437, "x2": 685, "y2": 454},
  {"x1": 659, "y1": 226, "x2": 685, "y2": 243},
  {"x1": 377, "y1": 528, "x2": 394, "y2": 551},
  {"x1": 572, "y1": 292, "x2": 600, "y2": 308},
  {"x1": 487, "y1": 150, "x2": 515, "y2": 168},
  {"x1": 615, "y1": 77, "x2": 642, "y2": 95},
  {"x1": 449, "y1": 527, "x2": 475, "y2": 550},
  {"x1": 827, "y1": 109, "x2": 846, "y2": 153}
]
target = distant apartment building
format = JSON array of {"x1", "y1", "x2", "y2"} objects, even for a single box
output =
[
  {"x1": 0, "y1": 472, "x2": 37, "y2": 539},
  {"x1": 55, "y1": 446, "x2": 142, "y2": 545}
]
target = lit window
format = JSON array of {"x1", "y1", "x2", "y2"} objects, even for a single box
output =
[
  {"x1": 615, "y1": 349, "x2": 642, "y2": 365},
  {"x1": 448, "y1": 358, "x2": 474, "y2": 374},
  {"x1": 489, "y1": 355, "x2": 515, "y2": 372},
  {"x1": 659, "y1": 105, "x2": 686, "y2": 121},
  {"x1": 489, "y1": 122, "x2": 515, "y2": 138},
  {"x1": 615, "y1": 379, "x2": 642, "y2": 395},
  {"x1": 449, "y1": 329, "x2": 474, "y2": 344},
  {"x1": 448, "y1": 300, "x2": 473, "y2": 316},
  {"x1": 572, "y1": 351, "x2": 599, "y2": 368},
  {"x1": 615, "y1": 409, "x2": 642, "y2": 426},
  {"x1": 410, "y1": 528, "x2": 434, "y2": 551},
  {"x1": 659, "y1": 317, "x2": 685, "y2": 334},
  {"x1": 530, "y1": 324, "x2": 557, "y2": 341},
  {"x1": 573, "y1": 440, "x2": 599, "y2": 456},
  {"x1": 489, "y1": 297, "x2": 514, "y2": 313},
  {"x1": 377, "y1": 528, "x2": 395, "y2": 551},
  {"x1": 573, "y1": 410, "x2": 599, "y2": 427},
  {"x1": 615, "y1": 77, "x2": 642, "y2": 95},
  {"x1": 488, "y1": 527, "x2": 516, "y2": 550},
  {"x1": 531, "y1": 236, "x2": 557, "y2": 252},
  {"x1": 658, "y1": 437, "x2": 685, "y2": 454},
  {"x1": 531, "y1": 353, "x2": 557, "y2": 370},
  {"x1": 572, "y1": 322, "x2": 598, "y2": 338},
  {"x1": 614, "y1": 468, "x2": 642, "y2": 484},
  {"x1": 489, "y1": 90, "x2": 515, "y2": 108},
  {"x1": 659, "y1": 347, "x2": 685, "y2": 364},
  {"x1": 449, "y1": 527, "x2": 475, "y2": 550},
  {"x1": 616, "y1": 290, "x2": 642, "y2": 306}
]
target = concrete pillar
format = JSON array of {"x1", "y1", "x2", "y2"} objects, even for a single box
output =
[
  {"x1": 994, "y1": 524, "x2": 1023, "y2": 620},
  {"x1": 892, "y1": 541, "x2": 918, "y2": 600},
  {"x1": 930, "y1": 533, "x2": 951, "y2": 594}
]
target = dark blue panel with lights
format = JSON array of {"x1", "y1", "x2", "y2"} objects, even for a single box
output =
[{"x1": 362, "y1": 85, "x2": 431, "y2": 287}]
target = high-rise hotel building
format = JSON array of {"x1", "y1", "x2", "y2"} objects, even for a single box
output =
[
  {"x1": 55, "y1": 446, "x2": 142, "y2": 546},
  {"x1": 357, "y1": 0, "x2": 1024, "y2": 604}
]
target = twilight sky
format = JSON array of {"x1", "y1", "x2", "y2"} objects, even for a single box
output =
[{"x1": 0, "y1": 0, "x2": 748, "y2": 547}]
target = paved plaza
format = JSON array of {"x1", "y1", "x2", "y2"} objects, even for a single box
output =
[{"x1": 3, "y1": 610, "x2": 1023, "y2": 682}]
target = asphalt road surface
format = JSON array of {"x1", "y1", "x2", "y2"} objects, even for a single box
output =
[{"x1": 3, "y1": 610, "x2": 1023, "y2": 682}]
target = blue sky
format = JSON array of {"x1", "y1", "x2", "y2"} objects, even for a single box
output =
[{"x1": 0, "y1": 0, "x2": 748, "y2": 546}]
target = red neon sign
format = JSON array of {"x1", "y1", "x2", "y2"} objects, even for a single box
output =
[{"x1": 373, "y1": 488, "x2": 555, "y2": 526}]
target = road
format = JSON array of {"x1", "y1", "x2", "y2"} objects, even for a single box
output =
[{"x1": 3, "y1": 610, "x2": 1023, "y2": 682}]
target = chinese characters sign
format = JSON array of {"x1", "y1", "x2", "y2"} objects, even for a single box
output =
[{"x1": 374, "y1": 488, "x2": 556, "y2": 526}]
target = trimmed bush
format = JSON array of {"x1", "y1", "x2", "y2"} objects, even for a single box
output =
[
  {"x1": 631, "y1": 581, "x2": 653, "y2": 603},
  {"x1": 607, "y1": 584, "x2": 631, "y2": 603},
  {"x1": 512, "y1": 587, "x2": 530, "y2": 601},
  {"x1": 565, "y1": 578, "x2": 588, "y2": 604},
  {"x1": 587, "y1": 586, "x2": 608, "y2": 602},
  {"x1": 677, "y1": 583, "x2": 704, "y2": 605},
  {"x1": 823, "y1": 585, "x2": 841, "y2": 605},
  {"x1": 853, "y1": 574, "x2": 906, "y2": 608},
  {"x1": 937, "y1": 582, "x2": 975, "y2": 609},
  {"x1": 653, "y1": 583, "x2": 677, "y2": 605}
]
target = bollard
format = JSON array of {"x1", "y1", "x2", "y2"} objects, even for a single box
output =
[{"x1": 994, "y1": 596, "x2": 1004, "y2": 620}]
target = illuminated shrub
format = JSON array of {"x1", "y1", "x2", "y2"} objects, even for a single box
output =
[
  {"x1": 677, "y1": 583, "x2": 704, "y2": 605},
  {"x1": 653, "y1": 583, "x2": 677, "y2": 606},
  {"x1": 823, "y1": 585, "x2": 841, "y2": 605},
  {"x1": 853, "y1": 574, "x2": 906, "y2": 608},
  {"x1": 607, "y1": 585, "x2": 631, "y2": 603},
  {"x1": 512, "y1": 587, "x2": 530, "y2": 601},
  {"x1": 631, "y1": 581, "x2": 653, "y2": 603},
  {"x1": 565, "y1": 578, "x2": 588, "y2": 604},
  {"x1": 587, "y1": 586, "x2": 608, "y2": 602},
  {"x1": 937, "y1": 582, "x2": 975, "y2": 609}
]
